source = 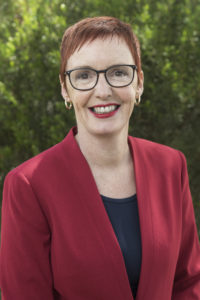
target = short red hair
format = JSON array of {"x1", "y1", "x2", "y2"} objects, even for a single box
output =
[{"x1": 60, "y1": 16, "x2": 142, "y2": 89}]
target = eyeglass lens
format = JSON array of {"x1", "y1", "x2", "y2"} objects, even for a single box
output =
[{"x1": 70, "y1": 65, "x2": 134, "y2": 90}]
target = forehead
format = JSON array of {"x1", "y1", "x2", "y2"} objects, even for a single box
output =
[{"x1": 67, "y1": 36, "x2": 134, "y2": 69}]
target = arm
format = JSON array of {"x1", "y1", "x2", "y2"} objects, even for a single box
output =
[
  {"x1": 0, "y1": 170, "x2": 55, "y2": 299},
  {"x1": 172, "y1": 151, "x2": 200, "y2": 299}
]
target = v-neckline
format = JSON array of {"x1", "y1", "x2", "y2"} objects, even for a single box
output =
[{"x1": 62, "y1": 127, "x2": 156, "y2": 300}]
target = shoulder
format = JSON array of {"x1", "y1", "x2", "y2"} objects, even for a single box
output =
[
  {"x1": 129, "y1": 135, "x2": 184, "y2": 157},
  {"x1": 4, "y1": 139, "x2": 65, "y2": 186},
  {"x1": 4, "y1": 127, "x2": 77, "y2": 188},
  {"x1": 128, "y1": 135, "x2": 186, "y2": 172},
  {"x1": 129, "y1": 135, "x2": 178, "y2": 154}
]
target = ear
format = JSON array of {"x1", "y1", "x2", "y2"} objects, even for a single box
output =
[
  {"x1": 137, "y1": 70, "x2": 144, "y2": 97},
  {"x1": 59, "y1": 74, "x2": 70, "y2": 101}
]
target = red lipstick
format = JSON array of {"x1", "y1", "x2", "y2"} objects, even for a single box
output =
[
  {"x1": 91, "y1": 103, "x2": 118, "y2": 108},
  {"x1": 89, "y1": 103, "x2": 120, "y2": 119}
]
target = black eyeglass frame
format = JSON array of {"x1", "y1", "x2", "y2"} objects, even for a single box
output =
[{"x1": 64, "y1": 64, "x2": 137, "y2": 91}]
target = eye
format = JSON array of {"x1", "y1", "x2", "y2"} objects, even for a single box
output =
[
  {"x1": 108, "y1": 67, "x2": 129, "y2": 78},
  {"x1": 114, "y1": 70, "x2": 127, "y2": 77},
  {"x1": 76, "y1": 72, "x2": 90, "y2": 80},
  {"x1": 73, "y1": 69, "x2": 96, "y2": 81}
]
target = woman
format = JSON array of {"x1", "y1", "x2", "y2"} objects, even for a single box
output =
[{"x1": 0, "y1": 16, "x2": 200, "y2": 300}]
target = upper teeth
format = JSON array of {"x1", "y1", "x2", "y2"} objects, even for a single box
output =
[{"x1": 93, "y1": 105, "x2": 117, "y2": 114}]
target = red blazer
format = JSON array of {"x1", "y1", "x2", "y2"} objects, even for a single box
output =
[{"x1": 0, "y1": 127, "x2": 200, "y2": 300}]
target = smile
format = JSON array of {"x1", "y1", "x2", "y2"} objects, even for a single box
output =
[
  {"x1": 89, "y1": 104, "x2": 120, "y2": 118},
  {"x1": 91, "y1": 105, "x2": 119, "y2": 114}
]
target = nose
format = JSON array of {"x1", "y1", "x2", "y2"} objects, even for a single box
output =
[{"x1": 93, "y1": 73, "x2": 112, "y2": 99}]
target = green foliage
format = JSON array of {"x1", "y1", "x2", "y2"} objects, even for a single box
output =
[{"x1": 0, "y1": 0, "x2": 200, "y2": 239}]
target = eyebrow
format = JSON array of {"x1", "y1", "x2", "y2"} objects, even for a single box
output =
[
  {"x1": 71, "y1": 65, "x2": 93, "y2": 69},
  {"x1": 67, "y1": 63, "x2": 130, "y2": 70}
]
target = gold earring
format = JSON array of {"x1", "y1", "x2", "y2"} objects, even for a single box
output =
[
  {"x1": 135, "y1": 94, "x2": 141, "y2": 106},
  {"x1": 65, "y1": 98, "x2": 72, "y2": 110}
]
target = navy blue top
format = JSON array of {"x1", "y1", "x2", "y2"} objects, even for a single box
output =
[{"x1": 101, "y1": 194, "x2": 142, "y2": 299}]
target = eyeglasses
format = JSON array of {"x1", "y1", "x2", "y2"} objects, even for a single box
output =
[{"x1": 64, "y1": 64, "x2": 137, "y2": 91}]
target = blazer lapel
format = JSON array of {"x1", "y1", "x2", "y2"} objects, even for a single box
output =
[
  {"x1": 129, "y1": 137, "x2": 156, "y2": 299},
  {"x1": 62, "y1": 128, "x2": 155, "y2": 300}
]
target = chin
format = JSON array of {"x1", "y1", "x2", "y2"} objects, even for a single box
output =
[{"x1": 88, "y1": 124, "x2": 125, "y2": 137}]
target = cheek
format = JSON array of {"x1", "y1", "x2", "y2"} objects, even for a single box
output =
[
  {"x1": 127, "y1": 91, "x2": 135, "y2": 103},
  {"x1": 118, "y1": 87, "x2": 136, "y2": 104},
  {"x1": 70, "y1": 92, "x2": 91, "y2": 111}
]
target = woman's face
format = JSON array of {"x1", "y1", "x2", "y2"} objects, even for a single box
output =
[{"x1": 63, "y1": 37, "x2": 142, "y2": 137}]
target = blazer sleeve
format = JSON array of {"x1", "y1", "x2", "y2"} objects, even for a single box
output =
[
  {"x1": 172, "y1": 151, "x2": 200, "y2": 299},
  {"x1": 0, "y1": 170, "x2": 55, "y2": 299}
]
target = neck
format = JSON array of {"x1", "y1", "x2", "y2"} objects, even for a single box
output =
[{"x1": 75, "y1": 126, "x2": 131, "y2": 169}]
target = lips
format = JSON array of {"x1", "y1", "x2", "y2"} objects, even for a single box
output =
[{"x1": 89, "y1": 103, "x2": 120, "y2": 118}]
